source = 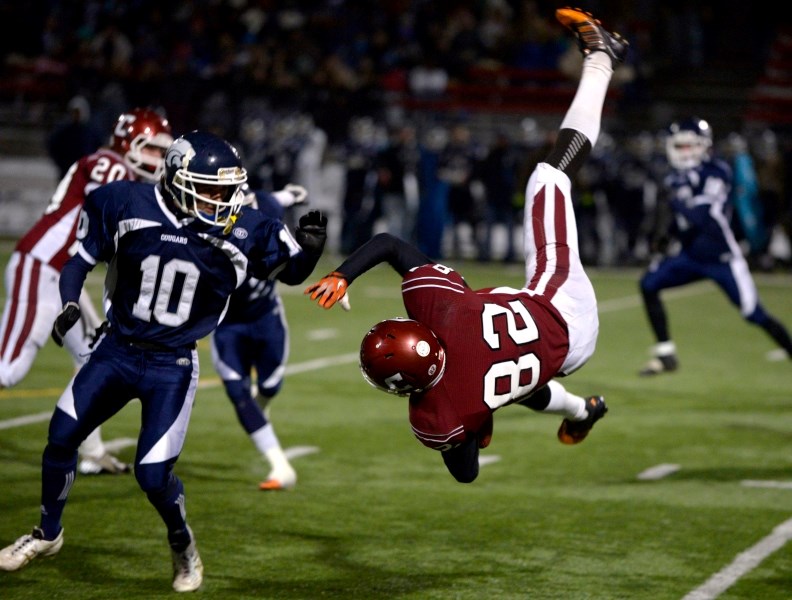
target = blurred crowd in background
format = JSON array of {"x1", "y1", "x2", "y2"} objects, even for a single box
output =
[{"x1": 2, "y1": 0, "x2": 791, "y2": 268}]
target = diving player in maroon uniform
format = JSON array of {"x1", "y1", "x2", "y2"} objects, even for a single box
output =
[
  {"x1": 305, "y1": 7, "x2": 626, "y2": 483},
  {"x1": 0, "y1": 107, "x2": 173, "y2": 474}
]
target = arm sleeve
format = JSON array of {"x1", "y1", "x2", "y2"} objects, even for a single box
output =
[
  {"x1": 275, "y1": 247, "x2": 323, "y2": 285},
  {"x1": 59, "y1": 254, "x2": 94, "y2": 305},
  {"x1": 441, "y1": 436, "x2": 480, "y2": 483},
  {"x1": 335, "y1": 233, "x2": 433, "y2": 283}
]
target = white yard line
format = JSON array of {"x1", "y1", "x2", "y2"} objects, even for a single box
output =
[
  {"x1": 0, "y1": 411, "x2": 52, "y2": 430},
  {"x1": 682, "y1": 517, "x2": 792, "y2": 600}
]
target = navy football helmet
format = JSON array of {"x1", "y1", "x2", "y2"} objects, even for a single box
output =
[
  {"x1": 665, "y1": 117, "x2": 712, "y2": 170},
  {"x1": 162, "y1": 131, "x2": 248, "y2": 226},
  {"x1": 111, "y1": 107, "x2": 173, "y2": 182},
  {"x1": 359, "y1": 318, "x2": 446, "y2": 396}
]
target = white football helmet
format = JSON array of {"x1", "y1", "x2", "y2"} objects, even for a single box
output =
[{"x1": 665, "y1": 117, "x2": 712, "y2": 170}]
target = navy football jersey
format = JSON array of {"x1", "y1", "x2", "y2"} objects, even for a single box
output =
[
  {"x1": 222, "y1": 190, "x2": 286, "y2": 324},
  {"x1": 77, "y1": 181, "x2": 303, "y2": 346},
  {"x1": 665, "y1": 158, "x2": 740, "y2": 262}
]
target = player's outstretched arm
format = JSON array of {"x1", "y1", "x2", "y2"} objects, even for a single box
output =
[{"x1": 305, "y1": 233, "x2": 431, "y2": 310}]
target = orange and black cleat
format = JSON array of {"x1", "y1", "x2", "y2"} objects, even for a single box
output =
[
  {"x1": 556, "y1": 7, "x2": 629, "y2": 63},
  {"x1": 557, "y1": 395, "x2": 608, "y2": 445}
]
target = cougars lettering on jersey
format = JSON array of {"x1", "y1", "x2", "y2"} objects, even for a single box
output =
[
  {"x1": 77, "y1": 181, "x2": 301, "y2": 348},
  {"x1": 15, "y1": 149, "x2": 133, "y2": 271},
  {"x1": 403, "y1": 264, "x2": 569, "y2": 451}
]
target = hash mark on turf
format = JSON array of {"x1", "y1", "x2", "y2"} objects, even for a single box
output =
[
  {"x1": 285, "y1": 446, "x2": 319, "y2": 460},
  {"x1": 742, "y1": 479, "x2": 792, "y2": 490},
  {"x1": 479, "y1": 455, "x2": 501, "y2": 467},
  {"x1": 637, "y1": 463, "x2": 680, "y2": 480}
]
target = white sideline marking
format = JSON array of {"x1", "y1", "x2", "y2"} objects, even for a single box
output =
[
  {"x1": 479, "y1": 455, "x2": 501, "y2": 467},
  {"x1": 682, "y1": 517, "x2": 792, "y2": 600},
  {"x1": 637, "y1": 463, "x2": 680, "y2": 480},
  {"x1": 742, "y1": 480, "x2": 792, "y2": 490}
]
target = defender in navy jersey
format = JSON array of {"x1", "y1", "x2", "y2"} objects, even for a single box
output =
[
  {"x1": 638, "y1": 117, "x2": 792, "y2": 375},
  {"x1": 209, "y1": 184, "x2": 310, "y2": 491},
  {"x1": 0, "y1": 131, "x2": 327, "y2": 592},
  {"x1": 305, "y1": 7, "x2": 622, "y2": 483}
]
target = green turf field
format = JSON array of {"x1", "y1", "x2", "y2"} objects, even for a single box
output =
[{"x1": 1, "y1": 241, "x2": 791, "y2": 599}]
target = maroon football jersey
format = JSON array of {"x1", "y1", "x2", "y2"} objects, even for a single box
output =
[
  {"x1": 403, "y1": 264, "x2": 569, "y2": 451},
  {"x1": 15, "y1": 148, "x2": 132, "y2": 271}
]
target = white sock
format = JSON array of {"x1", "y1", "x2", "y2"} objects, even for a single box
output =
[
  {"x1": 539, "y1": 380, "x2": 589, "y2": 421},
  {"x1": 653, "y1": 341, "x2": 677, "y2": 357},
  {"x1": 250, "y1": 424, "x2": 292, "y2": 473},
  {"x1": 78, "y1": 427, "x2": 106, "y2": 459},
  {"x1": 559, "y1": 51, "x2": 614, "y2": 147}
]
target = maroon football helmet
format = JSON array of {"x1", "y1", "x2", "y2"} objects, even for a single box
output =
[
  {"x1": 110, "y1": 107, "x2": 173, "y2": 182},
  {"x1": 359, "y1": 318, "x2": 446, "y2": 396}
]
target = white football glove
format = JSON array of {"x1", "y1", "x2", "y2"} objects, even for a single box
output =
[{"x1": 272, "y1": 183, "x2": 308, "y2": 207}]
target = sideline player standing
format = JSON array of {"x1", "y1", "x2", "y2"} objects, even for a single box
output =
[
  {"x1": 0, "y1": 131, "x2": 327, "y2": 591},
  {"x1": 0, "y1": 107, "x2": 173, "y2": 474},
  {"x1": 305, "y1": 8, "x2": 625, "y2": 483}
]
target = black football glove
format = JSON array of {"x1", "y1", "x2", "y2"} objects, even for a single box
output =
[
  {"x1": 295, "y1": 210, "x2": 327, "y2": 254},
  {"x1": 51, "y1": 301, "x2": 81, "y2": 347}
]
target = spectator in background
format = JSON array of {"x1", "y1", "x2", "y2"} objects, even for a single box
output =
[
  {"x1": 438, "y1": 121, "x2": 485, "y2": 260},
  {"x1": 724, "y1": 132, "x2": 766, "y2": 265},
  {"x1": 478, "y1": 130, "x2": 519, "y2": 262},
  {"x1": 752, "y1": 128, "x2": 788, "y2": 269},
  {"x1": 47, "y1": 96, "x2": 104, "y2": 179},
  {"x1": 415, "y1": 125, "x2": 449, "y2": 260},
  {"x1": 340, "y1": 116, "x2": 381, "y2": 255},
  {"x1": 376, "y1": 123, "x2": 421, "y2": 243}
]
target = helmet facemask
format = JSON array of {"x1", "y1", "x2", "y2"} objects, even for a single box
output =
[
  {"x1": 665, "y1": 118, "x2": 712, "y2": 170},
  {"x1": 126, "y1": 132, "x2": 173, "y2": 182},
  {"x1": 111, "y1": 108, "x2": 173, "y2": 182},
  {"x1": 171, "y1": 167, "x2": 247, "y2": 226}
]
